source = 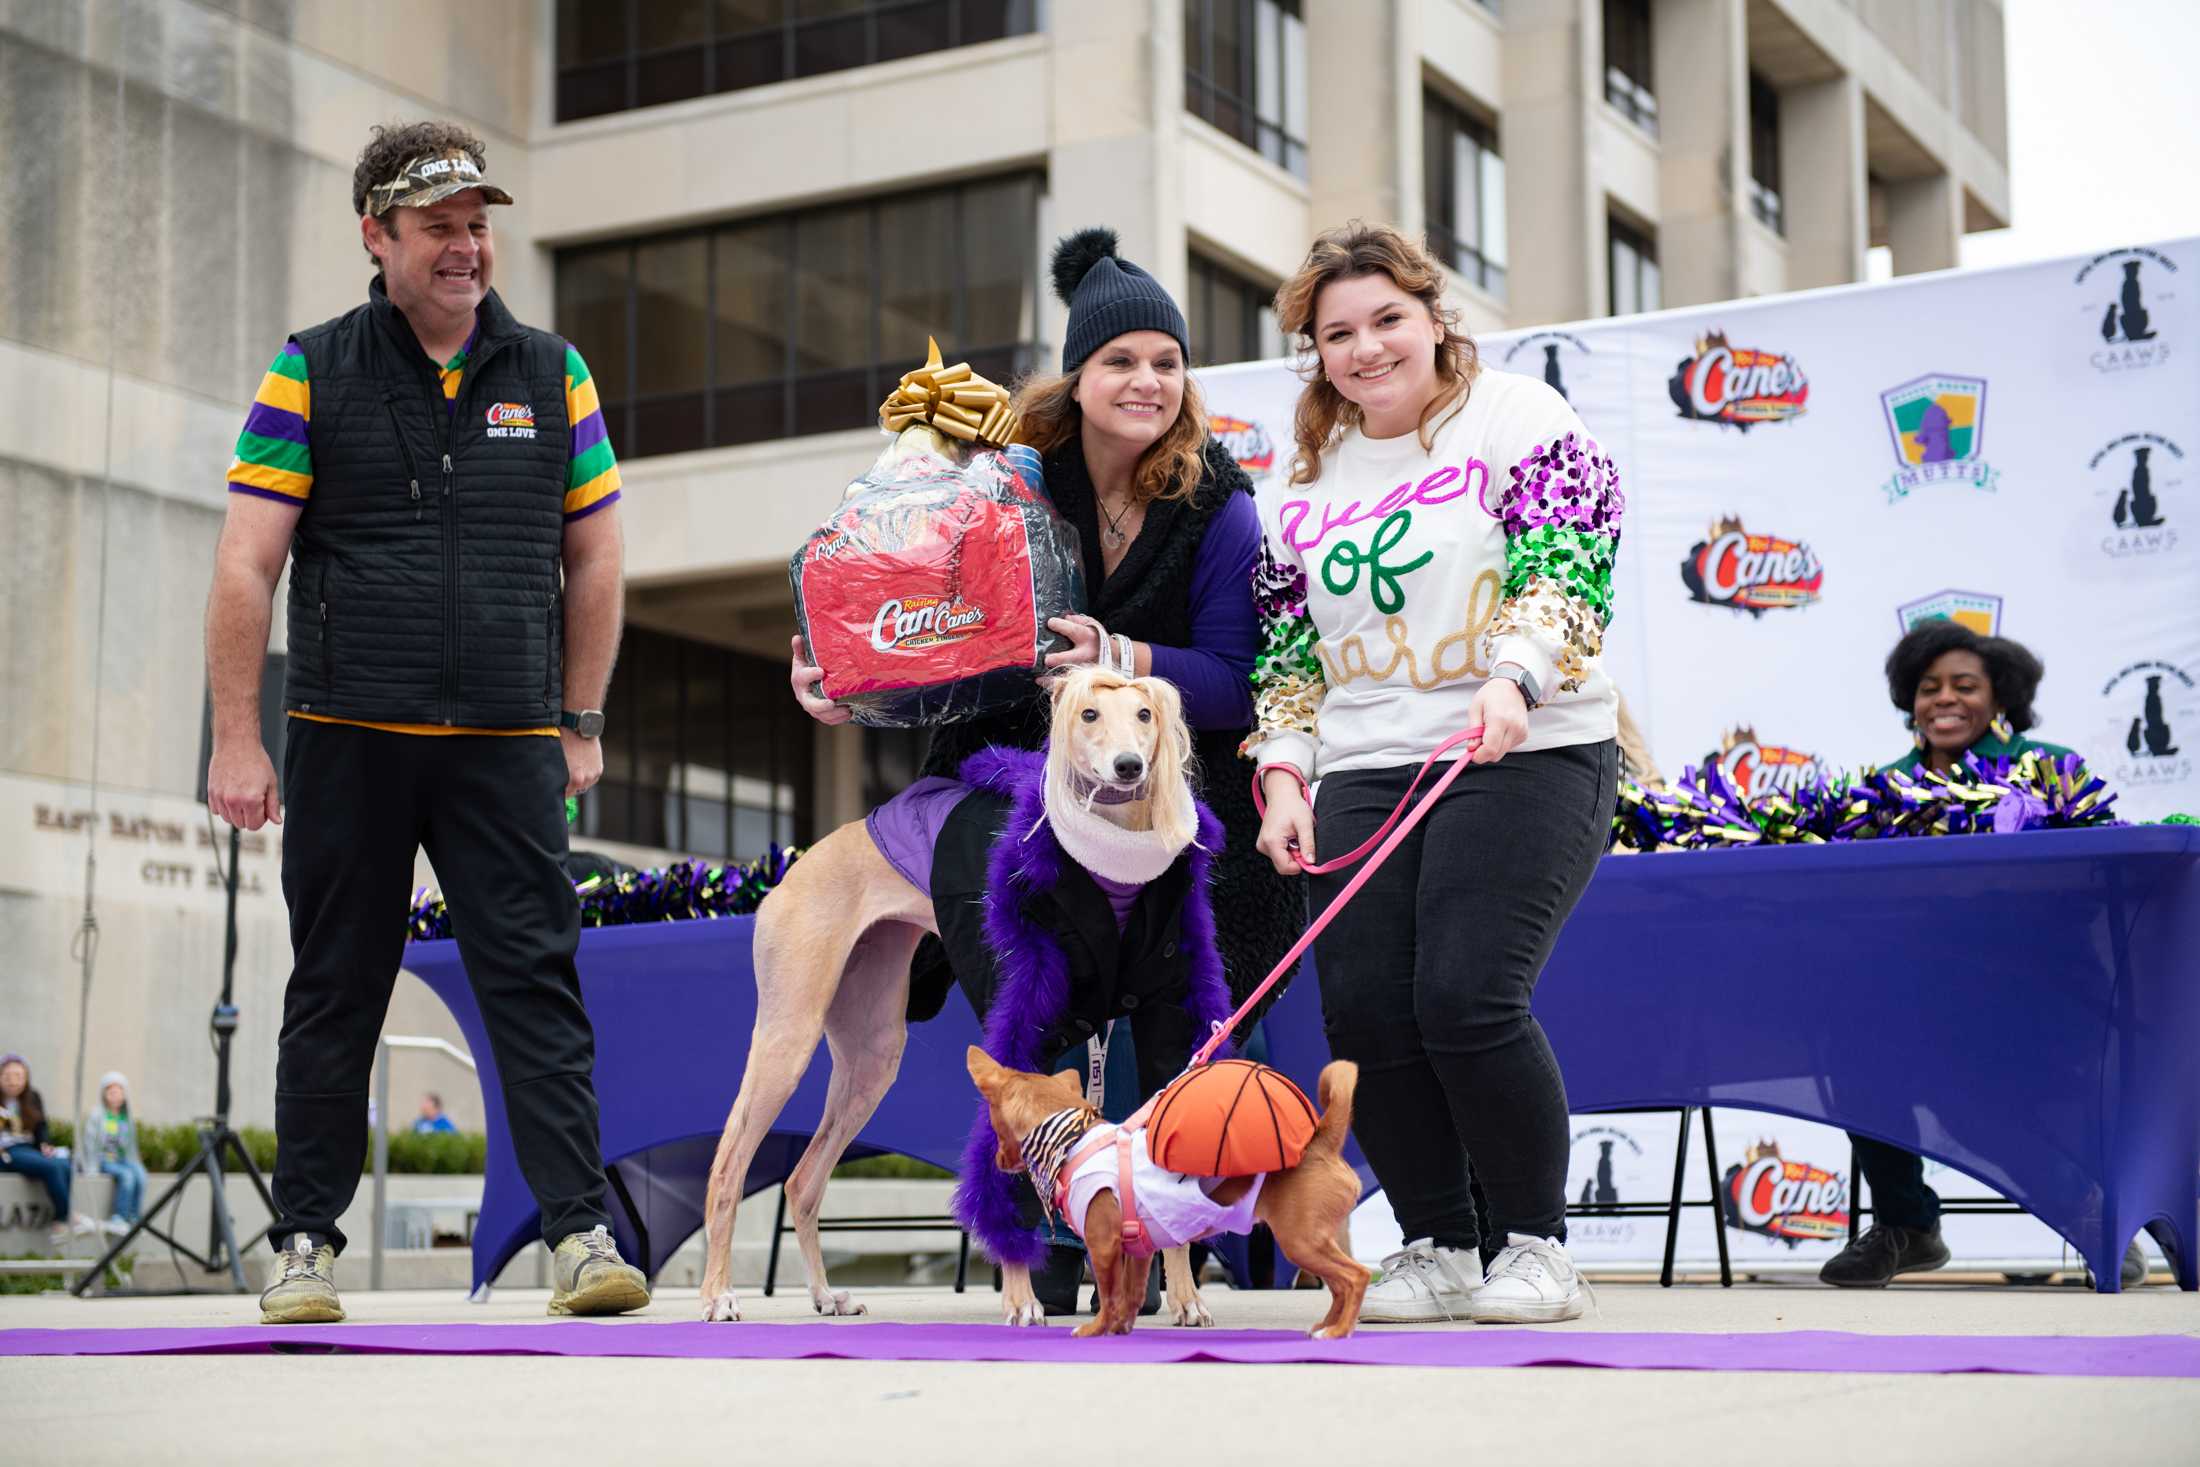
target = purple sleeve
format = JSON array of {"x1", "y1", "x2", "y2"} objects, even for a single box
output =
[{"x1": 1146, "y1": 491, "x2": 1260, "y2": 730}]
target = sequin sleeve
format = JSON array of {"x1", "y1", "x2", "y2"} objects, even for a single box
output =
[
  {"x1": 1479, "y1": 420, "x2": 1624, "y2": 696},
  {"x1": 1239, "y1": 529, "x2": 1325, "y2": 776}
]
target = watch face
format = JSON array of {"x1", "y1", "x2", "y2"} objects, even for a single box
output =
[{"x1": 578, "y1": 710, "x2": 605, "y2": 739}]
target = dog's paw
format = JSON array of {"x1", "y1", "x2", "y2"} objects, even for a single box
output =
[
  {"x1": 1309, "y1": 1323, "x2": 1355, "y2": 1340},
  {"x1": 701, "y1": 1291, "x2": 743, "y2": 1323},
  {"x1": 1169, "y1": 1292, "x2": 1214, "y2": 1328},
  {"x1": 1002, "y1": 1298, "x2": 1046, "y2": 1327},
  {"x1": 811, "y1": 1288, "x2": 867, "y2": 1317},
  {"x1": 1070, "y1": 1317, "x2": 1109, "y2": 1338}
]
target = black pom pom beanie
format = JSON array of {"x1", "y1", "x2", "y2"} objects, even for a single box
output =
[{"x1": 1050, "y1": 226, "x2": 1190, "y2": 374}]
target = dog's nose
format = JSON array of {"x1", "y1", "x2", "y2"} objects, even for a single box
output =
[{"x1": 1113, "y1": 754, "x2": 1146, "y2": 783}]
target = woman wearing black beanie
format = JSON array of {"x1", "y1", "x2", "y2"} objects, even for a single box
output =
[{"x1": 794, "y1": 227, "x2": 1304, "y2": 1311}]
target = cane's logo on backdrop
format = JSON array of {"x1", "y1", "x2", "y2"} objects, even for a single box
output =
[
  {"x1": 1565, "y1": 1123, "x2": 1655, "y2": 1249},
  {"x1": 1876, "y1": 374, "x2": 2000, "y2": 502},
  {"x1": 1709, "y1": 726, "x2": 1829, "y2": 798},
  {"x1": 1208, "y1": 415, "x2": 1276, "y2": 481},
  {"x1": 2088, "y1": 433, "x2": 2181, "y2": 559},
  {"x1": 1720, "y1": 1140, "x2": 1849, "y2": 1246},
  {"x1": 484, "y1": 402, "x2": 537, "y2": 440},
  {"x1": 2077, "y1": 247, "x2": 2177, "y2": 373},
  {"x1": 1895, "y1": 589, "x2": 2003, "y2": 638},
  {"x1": 2099, "y1": 660, "x2": 2195, "y2": 788},
  {"x1": 1680, "y1": 517, "x2": 1823, "y2": 615},
  {"x1": 1501, "y1": 330, "x2": 1594, "y2": 404},
  {"x1": 1666, "y1": 332, "x2": 1808, "y2": 430},
  {"x1": 868, "y1": 594, "x2": 985, "y2": 654}
]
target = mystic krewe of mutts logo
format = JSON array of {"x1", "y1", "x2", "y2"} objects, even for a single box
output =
[
  {"x1": 1680, "y1": 516, "x2": 1823, "y2": 616},
  {"x1": 1721, "y1": 1140, "x2": 1850, "y2": 1247},
  {"x1": 1709, "y1": 726, "x2": 1829, "y2": 798},
  {"x1": 2078, "y1": 246, "x2": 2178, "y2": 374},
  {"x1": 2089, "y1": 432, "x2": 2181, "y2": 560},
  {"x1": 1877, "y1": 373, "x2": 2000, "y2": 503}
]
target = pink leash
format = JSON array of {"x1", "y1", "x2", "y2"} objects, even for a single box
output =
[{"x1": 1053, "y1": 723, "x2": 1485, "y2": 1256}]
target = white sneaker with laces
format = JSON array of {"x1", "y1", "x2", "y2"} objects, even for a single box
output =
[
  {"x1": 1470, "y1": 1233, "x2": 1586, "y2": 1323},
  {"x1": 1360, "y1": 1239, "x2": 1482, "y2": 1323}
]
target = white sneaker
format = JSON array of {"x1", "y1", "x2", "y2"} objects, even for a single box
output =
[
  {"x1": 1360, "y1": 1239, "x2": 1482, "y2": 1323},
  {"x1": 1470, "y1": 1233, "x2": 1586, "y2": 1323}
]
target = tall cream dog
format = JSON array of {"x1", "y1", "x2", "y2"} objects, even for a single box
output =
[{"x1": 698, "y1": 666, "x2": 1218, "y2": 1325}]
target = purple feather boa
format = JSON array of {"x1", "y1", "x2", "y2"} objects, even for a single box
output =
[{"x1": 947, "y1": 746, "x2": 1233, "y2": 1266}]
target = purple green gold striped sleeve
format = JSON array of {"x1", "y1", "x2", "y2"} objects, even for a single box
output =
[
  {"x1": 1478, "y1": 411, "x2": 1624, "y2": 696},
  {"x1": 227, "y1": 342, "x2": 311, "y2": 504},
  {"x1": 564, "y1": 345, "x2": 621, "y2": 522}
]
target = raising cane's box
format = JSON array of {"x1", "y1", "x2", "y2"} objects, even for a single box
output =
[{"x1": 791, "y1": 431, "x2": 1085, "y2": 728}]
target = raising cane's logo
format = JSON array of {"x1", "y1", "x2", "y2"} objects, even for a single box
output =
[
  {"x1": 1721, "y1": 1140, "x2": 1850, "y2": 1247},
  {"x1": 1710, "y1": 726, "x2": 1830, "y2": 798},
  {"x1": 868, "y1": 595, "x2": 986, "y2": 654},
  {"x1": 1680, "y1": 516, "x2": 1823, "y2": 615},
  {"x1": 1667, "y1": 332, "x2": 1809, "y2": 430},
  {"x1": 484, "y1": 401, "x2": 537, "y2": 439},
  {"x1": 1209, "y1": 415, "x2": 1276, "y2": 481}
]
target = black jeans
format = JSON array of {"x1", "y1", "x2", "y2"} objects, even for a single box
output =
[
  {"x1": 271, "y1": 719, "x2": 610, "y2": 1254},
  {"x1": 1310, "y1": 740, "x2": 1616, "y2": 1254},
  {"x1": 1848, "y1": 1134, "x2": 1941, "y2": 1231}
]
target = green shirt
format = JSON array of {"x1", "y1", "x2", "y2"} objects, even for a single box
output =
[{"x1": 1879, "y1": 729, "x2": 2077, "y2": 776}]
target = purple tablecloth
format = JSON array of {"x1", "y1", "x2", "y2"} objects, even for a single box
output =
[{"x1": 402, "y1": 823, "x2": 2199, "y2": 1296}]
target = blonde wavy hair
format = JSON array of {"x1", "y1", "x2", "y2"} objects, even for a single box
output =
[
  {"x1": 1045, "y1": 666, "x2": 1198, "y2": 850},
  {"x1": 1012, "y1": 362, "x2": 1211, "y2": 505},
  {"x1": 1273, "y1": 221, "x2": 1479, "y2": 486}
]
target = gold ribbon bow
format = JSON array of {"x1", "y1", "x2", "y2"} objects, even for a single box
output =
[{"x1": 879, "y1": 337, "x2": 1022, "y2": 447}]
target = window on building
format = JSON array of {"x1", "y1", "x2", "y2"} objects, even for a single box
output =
[
  {"x1": 1608, "y1": 215, "x2": 1661, "y2": 317},
  {"x1": 1184, "y1": 0, "x2": 1309, "y2": 179},
  {"x1": 1186, "y1": 254, "x2": 1285, "y2": 367},
  {"x1": 1422, "y1": 91, "x2": 1507, "y2": 300},
  {"x1": 1748, "y1": 71, "x2": 1784, "y2": 235},
  {"x1": 554, "y1": 174, "x2": 1041, "y2": 459},
  {"x1": 580, "y1": 626, "x2": 816, "y2": 858},
  {"x1": 1602, "y1": 0, "x2": 1657, "y2": 135},
  {"x1": 555, "y1": 0, "x2": 1039, "y2": 123}
]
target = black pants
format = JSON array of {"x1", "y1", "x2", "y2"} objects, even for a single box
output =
[
  {"x1": 1310, "y1": 740, "x2": 1616, "y2": 1253},
  {"x1": 1848, "y1": 1134, "x2": 1940, "y2": 1231},
  {"x1": 271, "y1": 719, "x2": 610, "y2": 1254}
]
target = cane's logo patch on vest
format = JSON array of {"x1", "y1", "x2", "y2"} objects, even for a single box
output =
[{"x1": 485, "y1": 402, "x2": 537, "y2": 440}]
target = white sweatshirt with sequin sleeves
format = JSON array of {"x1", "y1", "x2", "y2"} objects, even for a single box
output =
[{"x1": 1242, "y1": 369, "x2": 1622, "y2": 779}]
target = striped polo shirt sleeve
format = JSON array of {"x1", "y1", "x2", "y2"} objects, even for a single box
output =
[
  {"x1": 563, "y1": 344, "x2": 622, "y2": 522},
  {"x1": 227, "y1": 342, "x2": 312, "y2": 504}
]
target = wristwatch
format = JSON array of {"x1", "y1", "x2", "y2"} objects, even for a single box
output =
[
  {"x1": 1490, "y1": 664, "x2": 1542, "y2": 711},
  {"x1": 559, "y1": 709, "x2": 605, "y2": 738}
]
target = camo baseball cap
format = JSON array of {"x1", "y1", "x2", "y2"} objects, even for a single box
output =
[{"x1": 363, "y1": 148, "x2": 514, "y2": 214}]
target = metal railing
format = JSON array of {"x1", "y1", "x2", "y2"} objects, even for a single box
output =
[{"x1": 370, "y1": 1034, "x2": 478, "y2": 1291}]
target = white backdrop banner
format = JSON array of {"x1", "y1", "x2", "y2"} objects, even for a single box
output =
[{"x1": 1198, "y1": 241, "x2": 2197, "y2": 1273}]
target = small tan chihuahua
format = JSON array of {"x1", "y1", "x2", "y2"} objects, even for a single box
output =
[{"x1": 966, "y1": 1047, "x2": 1372, "y2": 1338}]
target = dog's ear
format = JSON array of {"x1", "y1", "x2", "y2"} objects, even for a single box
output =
[
  {"x1": 967, "y1": 1046, "x2": 1002, "y2": 1091},
  {"x1": 1051, "y1": 1067, "x2": 1086, "y2": 1101}
]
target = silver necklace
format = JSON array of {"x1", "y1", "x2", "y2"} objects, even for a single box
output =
[{"x1": 1098, "y1": 493, "x2": 1135, "y2": 548}]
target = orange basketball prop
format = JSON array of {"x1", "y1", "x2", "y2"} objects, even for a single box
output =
[{"x1": 1146, "y1": 1060, "x2": 1319, "y2": 1178}]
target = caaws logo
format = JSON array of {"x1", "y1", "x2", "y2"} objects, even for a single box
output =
[
  {"x1": 1877, "y1": 373, "x2": 2000, "y2": 503},
  {"x1": 1721, "y1": 1140, "x2": 1850, "y2": 1246},
  {"x1": 2100, "y1": 660, "x2": 2195, "y2": 788},
  {"x1": 1208, "y1": 414, "x2": 1276, "y2": 482},
  {"x1": 2089, "y1": 432, "x2": 2181, "y2": 559},
  {"x1": 1708, "y1": 726, "x2": 1830, "y2": 797},
  {"x1": 869, "y1": 595, "x2": 985, "y2": 653},
  {"x1": 1501, "y1": 330, "x2": 1595, "y2": 405},
  {"x1": 1680, "y1": 516, "x2": 1823, "y2": 615},
  {"x1": 1666, "y1": 332, "x2": 1808, "y2": 430},
  {"x1": 2078, "y1": 247, "x2": 2177, "y2": 374},
  {"x1": 1565, "y1": 1122, "x2": 1656, "y2": 1250}
]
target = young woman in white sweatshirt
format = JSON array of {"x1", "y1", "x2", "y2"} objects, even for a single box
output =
[{"x1": 1246, "y1": 224, "x2": 1623, "y2": 1324}]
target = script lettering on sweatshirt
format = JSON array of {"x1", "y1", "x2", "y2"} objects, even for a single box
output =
[{"x1": 1279, "y1": 459, "x2": 1490, "y2": 555}]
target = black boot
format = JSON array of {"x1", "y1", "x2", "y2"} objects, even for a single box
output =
[
  {"x1": 1033, "y1": 1244, "x2": 1086, "y2": 1316},
  {"x1": 1819, "y1": 1225, "x2": 1951, "y2": 1287}
]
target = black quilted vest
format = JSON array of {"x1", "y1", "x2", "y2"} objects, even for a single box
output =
[
  {"x1": 282, "y1": 279, "x2": 571, "y2": 727},
  {"x1": 917, "y1": 438, "x2": 1305, "y2": 1021}
]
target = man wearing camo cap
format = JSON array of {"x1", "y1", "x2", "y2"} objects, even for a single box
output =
[{"x1": 206, "y1": 120, "x2": 645, "y2": 1323}]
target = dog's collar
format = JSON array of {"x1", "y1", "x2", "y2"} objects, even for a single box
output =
[{"x1": 1020, "y1": 1107, "x2": 1100, "y2": 1214}]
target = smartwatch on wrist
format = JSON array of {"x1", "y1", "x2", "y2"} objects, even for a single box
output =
[
  {"x1": 560, "y1": 709, "x2": 606, "y2": 739},
  {"x1": 1490, "y1": 664, "x2": 1543, "y2": 711}
]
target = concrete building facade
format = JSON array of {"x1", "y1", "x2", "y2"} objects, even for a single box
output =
[{"x1": 1, "y1": 0, "x2": 2005, "y2": 1132}]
